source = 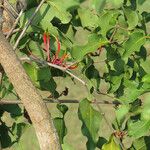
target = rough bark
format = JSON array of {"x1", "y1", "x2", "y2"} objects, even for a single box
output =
[{"x1": 0, "y1": 31, "x2": 61, "y2": 150}]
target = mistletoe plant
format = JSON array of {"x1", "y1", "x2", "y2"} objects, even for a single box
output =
[{"x1": 0, "y1": 0, "x2": 150, "y2": 149}]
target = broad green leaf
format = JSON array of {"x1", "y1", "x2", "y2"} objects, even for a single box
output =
[
  {"x1": 20, "y1": 4, "x2": 54, "y2": 31},
  {"x1": 128, "y1": 120, "x2": 150, "y2": 139},
  {"x1": 102, "y1": 136, "x2": 120, "y2": 150},
  {"x1": 116, "y1": 105, "x2": 130, "y2": 126},
  {"x1": 90, "y1": 0, "x2": 106, "y2": 13},
  {"x1": 74, "y1": 27, "x2": 90, "y2": 45},
  {"x1": 108, "y1": 0, "x2": 123, "y2": 8},
  {"x1": 142, "y1": 74, "x2": 150, "y2": 83},
  {"x1": 28, "y1": 41, "x2": 45, "y2": 59},
  {"x1": 113, "y1": 58, "x2": 125, "y2": 73},
  {"x1": 23, "y1": 62, "x2": 37, "y2": 81},
  {"x1": 124, "y1": 8, "x2": 139, "y2": 30},
  {"x1": 108, "y1": 75, "x2": 123, "y2": 93},
  {"x1": 0, "y1": 105, "x2": 22, "y2": 118},
  {"x1": 78, "y1": 98, "x2": 102, "y2": 150},
  {"x1": 129, "y1": 136, "x2": 150, "y2": 150},
  {"x1": 123, "y1": 31, "x2": 146, "y2": 58},
  {"x1": 35, "y1": 78, "x2": 57, "y2": 93},
  {"x1": 72, "y1": 34, "x2": 108, "y2": 61},
  {"x1": 52, "y1": 0, "x2": 79, "y2": 11},
  {"x1": 23, "y1": 62, "x2": 51, "y2": 82},
  {"x1": 119, "y1": 80, "x2": 145, "y2": 103},
  {"x1": 53, "y1": 117, "x2": 67, "y2": 144},
  {"x1": 40, "y1": 21, "x2": 58, "y2": 36},
  {"x1": 99, "y1": 11, "x2": 119, "y2": 36},
  {"x1": 47, "y1": 0, "x2": 72, "y2": 24},
  {"x1": 78, "y1": 8, "x2": 99, "y2": 28}
]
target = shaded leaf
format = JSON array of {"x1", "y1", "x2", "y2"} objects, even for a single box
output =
[
  {"x1": 78, "y1": 98, "x2": 102, "y2": 150},
  {"x1": 128, "y1": 120, "x2": 150, "y2": 139},
  {"x1": 53, "y1": 117, "x2": 67, "y2": 144},
  {"x1": 123, "y1": 31, "x2": 146, "y2": 58},
  {"x1": 47, "y1": 0, "x2": 72, "y2": 24},
  {"x1": 129, "y1": 136, "x2": 150, "y2": 150},
  {"x1": 124, "y1": 8, "x2": 139, "y2": 30},
  {"x1": 78, "y1": 8, "x2": 99, "y2": 28},
  {"x1": 72, "y1": 34, "x2": 108, "y2": 61}
]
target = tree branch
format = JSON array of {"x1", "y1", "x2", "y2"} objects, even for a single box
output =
[{"x1": 0, "y1": 31, "x2": 61, "y2": 150}]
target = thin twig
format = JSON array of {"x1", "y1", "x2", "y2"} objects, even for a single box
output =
[
  {"x1": 13, "y1": 0, "x2": 46, "y2": 50},
  {"x1": 4, "y1": 0, "x2": 18, "y2": 16},
  {"x1": 6, "y1": 10, "x2": 23, "y2": 39},
  {"x1": 0, "y1": 99, "x2": 119, "y2": 105},
  {"x1": 4, "y1": 28, "x2": 20, "y2": 35},
  {"x1": 97, "y1": 91, "x2": 121, "y2": 101},
  {"x1": 20, "y1": 56, "x2": 87, "y2": 86}
]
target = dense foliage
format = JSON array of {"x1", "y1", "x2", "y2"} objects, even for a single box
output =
[{"x1": 0, "y1": 0, "x2": 150, "y2": 149}]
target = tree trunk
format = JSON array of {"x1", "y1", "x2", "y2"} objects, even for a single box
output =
[{"x1": 0, "y1": 31, "x2": 61, "y2": 150}]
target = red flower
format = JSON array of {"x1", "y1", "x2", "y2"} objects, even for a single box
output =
[
  {"x1": 43, "y1": 33, "x2": 77, "y2": 70},
  {"x1": 43, "y1": 32, "x2": 50, "y2": 62}
]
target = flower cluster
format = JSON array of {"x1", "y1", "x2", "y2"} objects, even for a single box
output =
[{"x1": 43, "y1": 33, "x2": 77, "y2": 69}]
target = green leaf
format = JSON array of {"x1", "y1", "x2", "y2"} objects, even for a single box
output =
[
  {"x1": 113, "y1": 58, "x2": 125, "y2": 73},
  {"x1": 28, "y1": 41, "x2": 45, "y2": 59},
  {"x1": 124, "y1": 8, "x2": 139, "y2": 30},
  {"x1": 108, "y1": 0, "x2": 123, "y2": 8},
  {"x1": 23, "y1": 62, "x2": 51, "y2": 82},
  {"x1": 72, "y1": 34, "x2": 108, "y2": 61},
  {"x1": 128, "y1": 120, "x2": 150, "y2": 139},
  {"x1": 119, "y1": 80, "x2": 145, "y2": 103},
  {"x1": 53, "y1": 117, "x2": 67, "y2": 144},
  {"x1": 116, "y1": 104, "x2": 130, "y2": 126},
  {"x1": 47, "y1": 0, "x2": 72, "y2": 24},
  {"x1": 142, "y1": 74, "x2": 150, "y2": 83},
  {"x1": 123, "y1": 31, "x2": 146, "y2": 58},
  {"x1": 78, "y1": 8, "x2": 99, "y2": 28},
  {"x1": 90, "y1": 0, "x2": 106, "y2": 13},
  {"x1": 99, "y1": 11, "x2": 119, "y2": 36},
  {"x1": 0, "y1": 105, "x2": 22, "y2": 118},
  {"x1": 129, "y1": 136, "x2": 150, "y2": 150},
  {"x1": 78, "y1": 98, "x2": 102, "y2": 150},
  {"x1": 102, "y1": 136, "x2": 120, "y2": 150},
  {"x1": 36, "y1": 78, "x2": 57, "y2": 93},
  {"x1": 20, "y1": 4, "x2": 55, "y2": 31}
]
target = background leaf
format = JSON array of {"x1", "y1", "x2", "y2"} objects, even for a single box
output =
[{"x1": 78, "y1": 98, "x2": 102, "y2": 150}]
